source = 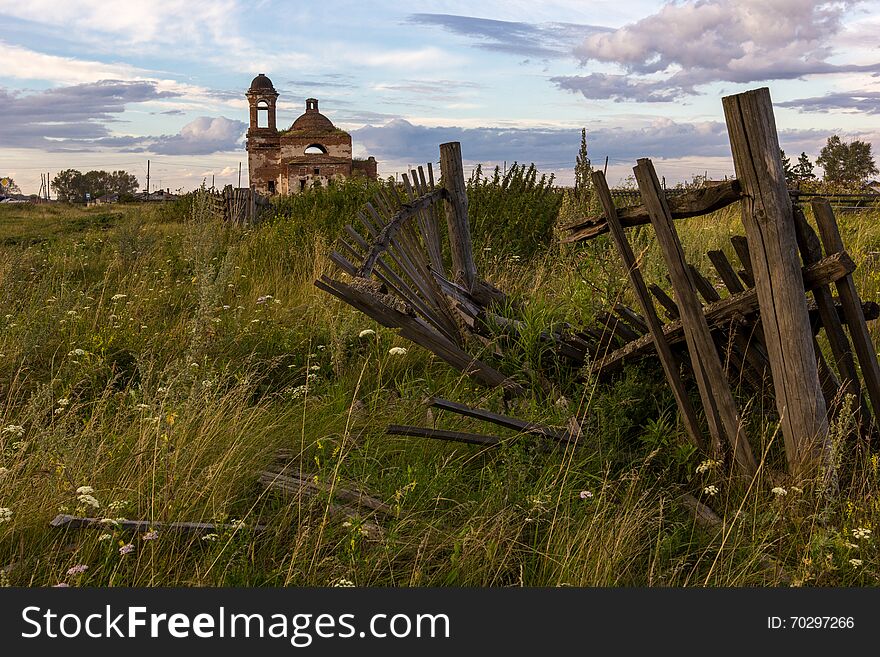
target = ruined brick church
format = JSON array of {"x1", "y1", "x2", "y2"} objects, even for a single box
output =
[{"x1": 246, "y1": 73, "x2": 377, "y2": 195}]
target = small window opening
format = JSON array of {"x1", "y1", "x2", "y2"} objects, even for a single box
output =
[
  {"x1": 267, "y1": 180, "x2": 275, "y2": 193},
  {"x1": 304, "y1": 144, "x2": 327, "y2": 155},
  {"x1": 313, "y1": 168, "x2": 320, "y2": 175},
  {"x1": 256, "y1": 100, "x2": 269, "y2": 128}
]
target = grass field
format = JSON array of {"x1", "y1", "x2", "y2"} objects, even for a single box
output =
[{"x1": 1, "y1": 180, "x2": 879, "y2": 588}]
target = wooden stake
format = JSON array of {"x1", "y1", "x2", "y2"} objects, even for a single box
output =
[
  {"x1": 813, "y1": 198, "x2": 880, "y2": 428},
  {"x1": 593, "y1": 170, "x2": 706, "y2": 451},
  {"x1": 722, "y1": 87, "x2": 829, "y2": 476},
  {"x1": 439, "y1": 142, "x2": 477, "y2": 291},
  {"x1": 634, "y1": 158, "x2": 756, "y2": 475}
]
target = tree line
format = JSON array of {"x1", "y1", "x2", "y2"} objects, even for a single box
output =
[
  {"x1": 50, "y1": 169, "x2": 140, "y2": 202},
  {"x1": 782, "y1": 135, "x2": 877, "y2": 189}
]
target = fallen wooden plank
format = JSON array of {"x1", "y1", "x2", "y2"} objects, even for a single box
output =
[
  {"x1": 259, "y1": 475, "x2": 384, "y2": 540},
  {"x1": 259, "y1": 469, "x2": 394, "y2": 516},
  {"x1": 386, "y1": 424, "x2": 502, "y2": 447},
  {"x1": 562, "y1": 180, "x2": 742, "y2": 242},
  {"x1": 316, "y1": 276, "x2": 523, "y2": 394},
  {"x1": 426, "y1": 396, "x2": 573, "y2": 442}
]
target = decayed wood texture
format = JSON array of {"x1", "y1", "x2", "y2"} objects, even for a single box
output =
[
  {"x1": 426, "y1": 396, "x2": 573, "y2": 443},
  {"x1": 387, "y1": 425, "x2": 502, "y2": 447},
  {"x1": 439, "y1": 142, "x2": 478, "y2": 291},
  {"x1": 589, "y1": 251, "x2": 861, "y2": 374},
  {"x1": 723, "y1": 87, "x2": 829, "y2": 475},
  {"x1": 793, "y1": 206, "x2": 866, "y2": 422},
  {"x1": 259, "y1": 469, "x2": 394, "y2": 516},
  {"x1": 813, "y1": 198, "x2": 880, "y2": 428},
  {"x1": 562, "y1": 180, "x2": 742, "y2": 243},
  {"x1": 635, "y1": 158, "x2": 756, "y2": 474},
  {"x1": 316, "y1": 276, "x2": 522, "y2": 393},
  {"x1": 593, "y1": 170, "x2": 706, "y2": 451},
  {"x1": 357, "y1": 188, "x2": 448, "y2": 277}
]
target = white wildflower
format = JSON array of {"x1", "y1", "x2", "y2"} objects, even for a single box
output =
[
  {"x1": 853, "y1": 527, "x2": 872, "y2": 540},
  {"x1": 77, "y1": 494, "x2": 100, "y2": 509},
  {"x1": 849, "y1": 559, "x2": 863, "y2": 567},
  {"x1": 57, "y1": 398, "x2": 70, "y2": 407},
  {"x1": 388, "y1": 347, "x2": 407, "y2": 356},
  {"x1": 771, "y1": 487, "x2": 788, "y2": 497},
  {"x1": 332, "y1": 578, "x2": 355, "y2": 587},
  {"x1": 98, "y1": 533, "x2": 112, "y2": 542},
  {"x1": 111, "y1": 294, "x2": 127, "y2": 301},
  {"x1": 75, "y1": 486, "x2": 94, "y2": 495},
  {"x1": 2, "y1": 425, "x2": 24, "y2": 437},
  {"x1": 202, "y1": 533, "x2": 219, "y2": 542},
  {"x1": 703, "y1": 485, "x2": 719, "y2": 496},
  {"x1": 358, "y1": 329, "x2": 376, "y2": 338},
  {"x1": 0, "y1": 508, "x2": 11, "y2": 523}
]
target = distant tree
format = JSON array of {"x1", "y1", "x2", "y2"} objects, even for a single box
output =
[
  {"x1": 817, "y1": 135, "x2": 878, "y2": 188},
  {"x1": 780, "y1": 149, "x2": 796, "y2": 186},
  {"x1": 0, "y1": 176, "x2": 22, "y2": 195},
  {"x1": 574, "y1": 128, "x2": 592, "y2": 196},
  {"x1": 52, "y1": 169, "x2": 139, "y2": 202},
  {"x1": 52, "y1": 169, "x2": 85, "y2": 202},
  {"x1": 794, "y1": 152, "x2": 815, "y2": 181}
]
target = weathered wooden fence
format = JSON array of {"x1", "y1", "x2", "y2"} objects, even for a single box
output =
[
  {"x1": 317, "y1": 87, "x2": 880, "y2": 483},
  {"x1": 205, "y1": 185, "x2": 271, "y2": 225}
]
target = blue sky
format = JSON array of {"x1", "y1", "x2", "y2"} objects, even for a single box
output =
[{"x1": 1, "y1": 0, "x2": 879, "y2": 194}]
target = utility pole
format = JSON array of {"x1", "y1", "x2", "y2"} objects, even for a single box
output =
[
  {"x1": 238, "y1": 162, "x2": 242, "y2": 189},
  {"x1": 212, "y1": 174, "x2": 215, "y2": 189},
  {"x1": 146, "y1": 159, "x2": 150, "y2": 196},
  {"x1": 46, "y1": 171, "x2": 50, "y2": 200},
  {"x1": 603, "y1": 155, "x2": 609, "y2": 175}
]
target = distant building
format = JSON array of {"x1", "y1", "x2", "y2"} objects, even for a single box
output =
[{"x1": 245, "y1": 73, "x2": 377, "y2": 195}]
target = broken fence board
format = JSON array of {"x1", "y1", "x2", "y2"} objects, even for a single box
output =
[
  {"x1": 594, "y1": 170, "x2": 706, "y2": 452},
  {"x1": 635, "y1": 157, "x2": 756, "y2": 475},
  {"x1": 562, "y1": 179, "x2": 743, "y2": 242}
]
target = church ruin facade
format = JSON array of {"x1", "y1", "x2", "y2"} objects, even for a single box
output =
[{"x1": 245, "y1": 73, "x2": 377, "y2": 195}]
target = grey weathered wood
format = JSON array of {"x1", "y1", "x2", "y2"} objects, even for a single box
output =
[
  {"x1": 357, "y1": 189, "x2": 447, "y2": 277},
  {"x1": 723, "y1": 87, "x2": 829, "y2": 476},
  {"x1": 426, "y1": 397, "x2": 573, "y2": 443},
  {"x1": 440, "y1": 142, "x2": 477, "y2": 291},
  {"x1": 729, "y1": 236, "x2": 756, "y2": 287},
  {"x1": 594, "y1": 170, "x2": 706, "y2": 451},
  {"x1": 649, "y1": 284, "x2": 680, "y2": 320},
  {"x1": 386, "y1": 424, "x2": 502, "y2": 447},
  {"x1": 793, "y1": 206, "x2": 865, "y2": 419},
  {"x1": 563, "y1": 180, "x2": 743, "y2": 242},
  {"x1": 259, "y1": 469, "x2": 394, "y2": 516},
  {"x1": 635, "y1": 158, "x2": 756, "y2": 474},
  {"x1": 813, "y1": 198, "x2": 880, "y2": 427},
  {"x1": 316, "y1": 276, "x2": 522, "y2": 394},
  {"x1": 707, "y1": 250, "x2": 746, "y2": 294}
]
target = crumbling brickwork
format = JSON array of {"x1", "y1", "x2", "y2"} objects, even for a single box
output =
[{"x1": 245, "y1": 75, "x2": 377, "y2": 195}]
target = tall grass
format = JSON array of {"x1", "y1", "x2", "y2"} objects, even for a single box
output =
[{"x1": 0, "y1": 187, "x2": 878, "y2": 587}]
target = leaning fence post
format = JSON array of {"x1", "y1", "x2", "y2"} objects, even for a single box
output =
[
  {"x1": 722, "y1": 87, "x2": 829, "y2": 477},
  {"x1": 439, "y1": 142, "x2": 477, "y2": 291}
]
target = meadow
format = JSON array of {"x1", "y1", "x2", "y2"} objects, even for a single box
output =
[{"x1": 1, "y1": 174, "x2": 879, "y2": 588}]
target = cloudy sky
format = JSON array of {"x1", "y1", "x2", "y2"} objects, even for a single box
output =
[{"x1": 2, "y1": 0, "x2": 879, "y2": 193}]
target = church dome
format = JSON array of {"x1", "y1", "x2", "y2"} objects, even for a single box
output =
[
  {"x1": 291, "y1": 98, "x2": 336, "y2": 132},
  {"x1": 249, "y1": 73, "x2": 275, "y2": 91}
]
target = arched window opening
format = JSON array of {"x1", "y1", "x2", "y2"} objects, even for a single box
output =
[
  {"x1": 256, "y1": 100, "x2": 270, "y2": 128},
  {"x1": 304, "y1": 144, "x2": 328, "y2": 155}
]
